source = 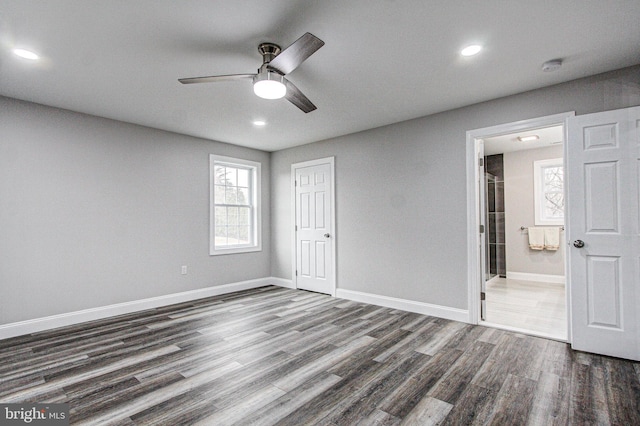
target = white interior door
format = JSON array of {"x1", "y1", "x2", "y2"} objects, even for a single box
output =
[
  {"x1": 294, "y1": 160, "x2": 335, "y2": 295},
  {"x1": 567, "y1": 105, "x2": 640, "y2": 361}
]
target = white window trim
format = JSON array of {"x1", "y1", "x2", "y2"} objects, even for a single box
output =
[
  {"x1": 210, "y1": 154, "x2": 262, "y2": 256},
  {"x1": 533, "y1": 157, "x2": 564, "y2": 226}
]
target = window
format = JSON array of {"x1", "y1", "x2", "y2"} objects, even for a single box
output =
[
  {"x1": 210, "y1": 155, "x2": 261, "y2": 255},
  {"x1": 534, "y1": 158, "x2": 564, "y2": 226}
]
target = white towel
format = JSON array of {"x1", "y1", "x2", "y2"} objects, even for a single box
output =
[
  {"x1": 544, "y1": 227, "x2": 560, "y2": 251},
  {"x1": 528, "y1": 227, "x2": 545, "y2": 250}
]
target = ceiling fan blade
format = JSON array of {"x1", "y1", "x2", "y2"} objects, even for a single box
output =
[
  {"x1": 284, "y1": 79, "x2": 317, "y2": 113},
  {"x1": 268, "y1": 33, "x2": 324, "y2": 75},
  {"x1": 178, "y1": 74, "x2": 255, "y2": 84}
]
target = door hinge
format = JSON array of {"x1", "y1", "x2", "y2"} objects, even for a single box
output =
[
  {"x1": 295, "y1": 180, "x2": 298, "y2": 187},
  {"x1": 478, "y1": 158, "x2": 484, "y2": 167},
  {"x1": 479, "y1": 224, "x2": 485, "y2": 233},
  {"x1": 480, "y1": 292, "x2": 486, "y2": 301},
  {"x1": 295, "y1": 225, "x2": 298, "y2": 232},
  {"x1": 295, "y1": 270, "x2": 298, "y2": 276}
]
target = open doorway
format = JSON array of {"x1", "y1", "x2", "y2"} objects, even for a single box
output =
[
  {"x1": 466, "y1": 112, "x2": 574, "y2": 342},
  {"x1": 481, "y1": 125, "x2": 566, "y2": 340}
]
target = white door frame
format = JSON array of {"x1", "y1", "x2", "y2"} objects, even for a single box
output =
[
  {"x1": 465, "y1": 112, "x2": 574, "y2": 338},
  {"x1": 291, "y1": 157, "x2": 337, "y2": 296}
]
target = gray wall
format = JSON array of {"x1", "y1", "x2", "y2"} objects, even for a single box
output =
[
  {"x1": 2, "y1": 65, "x2": 639, "y2": 325},
  {"x1": 504, "y1": 145, "x2": 565, "y2": 277},
  {"x1": 271, "y1": 65, "x2": 640, "y2": 310},
  {"x1": 0, "y1": 97, "x2": 270, "y2": 324}
]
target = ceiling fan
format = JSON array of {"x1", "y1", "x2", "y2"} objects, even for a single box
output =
[{"x1": 179, "y1": 32, "x2": 324, "y2": 113}]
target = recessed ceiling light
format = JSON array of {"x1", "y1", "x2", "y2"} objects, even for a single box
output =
[
  {"x1": 461, "y1": 45, "x2": 482, "y2": 57},
  {"x1": 517, "y1": 135, "x2": 539, "y2": 142},
  {"x1": 13, "y1": 48, "x2": 39, "y2": 60},
  {"x1": 253, "y1": 120, "x2": 266, "y2": 126}
]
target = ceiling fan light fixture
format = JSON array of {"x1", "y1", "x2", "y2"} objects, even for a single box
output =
[{"x1": 253, "y1": 71, "x2": 286, "y2": 99}]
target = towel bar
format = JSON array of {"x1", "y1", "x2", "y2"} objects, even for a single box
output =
[{"x1": 520, "y1": 226, "x2": 564, "y2": 231}]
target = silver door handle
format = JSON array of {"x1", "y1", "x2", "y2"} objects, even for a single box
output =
[
  {"x1": 324, "y1": 233, "x2": 331, "y2": 238},
  {"x1": 573, "y1": 240, "x2": 585, "y2": 248}
]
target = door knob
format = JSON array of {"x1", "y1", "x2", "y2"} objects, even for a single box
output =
[
  {"x1": 324, "y1": 233, "x2": 331, "y2": 238},
  {"x1": 573, "y1": 240, "x2": 585, "y2": 248}
]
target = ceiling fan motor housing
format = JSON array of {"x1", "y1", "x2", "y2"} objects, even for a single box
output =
[
  {"x1": 254, "y1": 43, "x2": 287, "y2": 99},
  {"x1": 258, "y1": 43, "x2": 282, "y2": 64}
]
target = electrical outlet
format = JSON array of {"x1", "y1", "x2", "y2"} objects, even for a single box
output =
[{"x1": 181, "y1": 265, "x2": 187, "y2": 275}]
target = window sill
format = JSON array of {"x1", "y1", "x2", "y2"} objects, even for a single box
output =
[{"x1": 210, "y1": 246, "x2": 262, "y2": 256}]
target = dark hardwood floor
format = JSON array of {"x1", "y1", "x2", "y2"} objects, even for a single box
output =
[{"x1": 0, "y1": 286, "x2": 638, "y2": 425}]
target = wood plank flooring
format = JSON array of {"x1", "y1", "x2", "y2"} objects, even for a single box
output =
[
  {"x1": 0, "y1": 286, "x2": 638, "y2": 425},
  {"x1": 485, "y1": 277, "x2": 567, "y2": 340}
]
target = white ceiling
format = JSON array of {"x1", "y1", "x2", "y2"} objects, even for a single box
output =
[
  {"x1": 1, "y1": 1, "x2": 639, "y2": 152},
  {"x1": 483, "y1": 125, "x2": 564, "y2": 156}
]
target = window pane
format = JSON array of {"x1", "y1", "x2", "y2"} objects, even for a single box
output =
[
  {"x1": 544, "y1": 166, "x2": 563, "y2": 219},
  {"x1": 226, "y1": 167, "x2": 237, "y2": 186},
  {"x1": 238, "y1": 207, "x2": 250, "y2": 225},
  {"x1": 228, "y1": 226, "x2": 239, "y2": 244},
  {"x1": 228, "y1": 207, "x2": 238, "y2": 225},
  {"x1": 545, "y1": 192, "x2": 564, "y2": 218},
  {"x1": 215, "y1": 207, "x2": 227, "y2": 226},
  {"x1": 238, "y1": 168, "x2": 250, "y2": 187},
  {"x1": 214, "y1": 185, "x2": 226, "y2": 204},
  {"x1": 544, "y1": 166, "x2": 563, "y2": 190},
  {"x1": 237, "y1": 187, "x2": 250, "y2": 205},
  {"x1": 238, "y1": 226, "x2": 250, "y2": 244},
  {"x1": 534, "y1": 158, "x2": 563, "y2": 225},
  {"x1": 225, "y1": 187, "x2": 237, "y2": 204},
  {"x1": 544, "y1": 166, "x2": 562, "y2": 181},
  {"x1": 215, "y1": 227, "x2": 227, "y2": 247},
  {"x1": 214, "y1": 166, "x2": 227, "y2": 185}
]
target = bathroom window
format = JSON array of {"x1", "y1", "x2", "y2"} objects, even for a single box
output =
[
  {"x1": 210, "y1": 155, "x2": 261, "y2": 255},
  {"x1": 534, "y1": 158, "x2": 564, "y2": 226}
]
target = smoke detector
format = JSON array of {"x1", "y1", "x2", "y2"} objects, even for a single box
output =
[{"x1": 541, "y1": 59, "x2": 563, "y2": 72}]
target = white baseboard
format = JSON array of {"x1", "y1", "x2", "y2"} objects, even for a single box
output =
[
  {"x1": 0, "y1": 277, "x2": 289, "y2": 340},
  {"x1": 0, "y1": 277, "x2": 467, "y2": 340},
  {"x1": 336, "y1": 289, "x2": 469, "y2": 323},
  {"x1": 269, "y1": 277, "x2": 295, "y2": 289},
  {"x1": 506, "y1": 271, "x2": 565, "y2": 284}
]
